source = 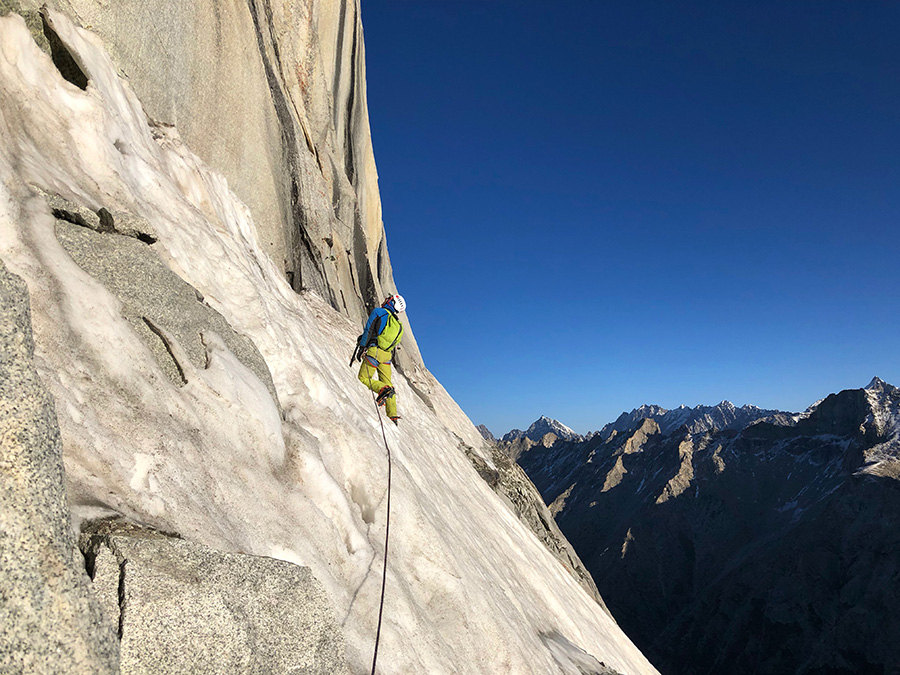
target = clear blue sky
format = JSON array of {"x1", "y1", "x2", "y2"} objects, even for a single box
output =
[{"x1": 362, "y1": 1, "x2": 900, "y2": 436}]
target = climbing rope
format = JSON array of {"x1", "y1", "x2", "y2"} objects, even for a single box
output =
[{"x1": 369, "y1": 389, "x2": 392, "y2": 675}]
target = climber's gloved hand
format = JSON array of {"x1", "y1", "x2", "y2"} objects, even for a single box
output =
[{"x1": 349, "y1": 343, "x2": 365, "y2": 367}]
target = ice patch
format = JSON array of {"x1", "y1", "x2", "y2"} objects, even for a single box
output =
[{"x1": 129, "y1": 453, "x2": 155, "y2": 491}]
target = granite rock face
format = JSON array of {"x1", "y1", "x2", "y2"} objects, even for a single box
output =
[
  {"x1": 5, "y1": 0, "x2": 423, "y2": 379},
  {"x1": 80, "y1": 519, "x2": 349, "y2": 675},
  {"x1": 0, "y1": 8, "x2": 659, "y2": 674},
  {"x1": 19, "y1": 0, "x2": 392, "y2": 322},
  {"x1": 0, "y1": 261, "x2": 119, "y2": 674},
  {"x1": 50, "y1": 196, "x2": 278, "y2": 403},
  {"x1": 515, "y1": 380, "x2": 900, "y2": 675}
]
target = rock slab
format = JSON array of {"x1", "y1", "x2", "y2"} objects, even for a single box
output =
[
  {"x1": 80, "y1": 519, "x2": 350, "y2": 675},
  {"x1": 0, "y1": 261, "x2": 118, "y2": 674}
]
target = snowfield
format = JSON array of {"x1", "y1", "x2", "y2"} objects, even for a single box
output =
[{"x1": 0, "y1": 10, "x2": 657, "y2": 675}]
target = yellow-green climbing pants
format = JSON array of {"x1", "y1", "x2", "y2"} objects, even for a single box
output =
[{"x1": 358, "y1": 345, "x2": 397, "y2": 418}]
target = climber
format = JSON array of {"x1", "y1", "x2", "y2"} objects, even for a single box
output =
[{"x1": 353, "y1": 294, "x2": 406, "y2": 425}]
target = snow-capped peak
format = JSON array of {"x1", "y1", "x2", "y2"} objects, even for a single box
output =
[
  {"x1": 866, "y1": 376, "x2": 887, "y2": 392},
  {"x1": 530, "y1": 416, "x2": 580, "y2": 440},
  {"x1": 502, "y1": 416, "x2": 582, "y2": 443}
]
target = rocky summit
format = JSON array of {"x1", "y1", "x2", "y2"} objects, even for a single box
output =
[
  {"x1": 502, "y1": 415, "x2": 583, "y2": 444},
  {"x1": 476, "y1": 424, "x2": 498, "y2": 443},
  {"x1": 509, "y1": 379, "x2": 900, "y2": 675}
]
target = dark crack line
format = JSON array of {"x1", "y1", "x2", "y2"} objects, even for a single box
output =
[
  {"x1": 117, "y1": 557, "x2": 127, "y2": 640},
  {"x1": 246, "y1": 0, "x2": 326, "y2": 295},
  {"x1": 142, "y1": 317, "x2": 187, "y2": 384}
]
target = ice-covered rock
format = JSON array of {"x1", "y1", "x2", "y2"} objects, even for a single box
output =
[
  {"x1": 0, "y1": 8, "x2": 657, "y2": 674},
  {"x1": 9, "y1": 0, "x2": 390, "y2": 324}
]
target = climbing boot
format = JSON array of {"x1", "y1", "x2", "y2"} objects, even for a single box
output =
[
  {"x1": 389, "y1": 416, "x2": 401, "y2": 426},
  {"x1": 376, "y1": 386, "x2": 394, "y2": 407}
]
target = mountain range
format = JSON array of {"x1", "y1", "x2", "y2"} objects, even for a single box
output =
[
  {"x1": 595, "y1": 400, "x2": 789, "y2": 439},
  {"x1": 503, "y1": 378, "x2": 900, "y2": 674}
]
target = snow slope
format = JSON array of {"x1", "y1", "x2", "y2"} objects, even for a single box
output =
[{"x1": 0, "y1": 11, "x2": 656, "y2": 675}]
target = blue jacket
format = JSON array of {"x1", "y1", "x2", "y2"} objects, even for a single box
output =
[{"x1": 358, "y1": 307, "x2": 402, "y2": 350}]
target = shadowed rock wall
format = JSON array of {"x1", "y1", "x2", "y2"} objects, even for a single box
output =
[{"x1": 514, "y1": 383, "x2": 900, "y2": 675}]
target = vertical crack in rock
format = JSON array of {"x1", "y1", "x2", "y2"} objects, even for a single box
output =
[
  {"x1": 346, "y1": 250, "x2": 356, "y2": 288},
  {"x1": 352, "y1": 216, "x2": 377, "y2": 308},
  {"x1": 376, "y1": 236, "x2": 386, "y2": 281},
  {"x1": 245, "y1": 0, "x2": 327, "y2": 298},
  {"x1": 331, "y1": 0, "x2": 360, "y2": 183},
  {"x1": 82, "y1": 547, "x2": 98, "y2": 580},
  {"x1": 332, "y1": 0, "x2": 348, "y2": 137},
  {"x1": 344, "y1": 5, "x2": 359, "y2": 184},
  {"x1": 117, "y1": 558, "x2": 128, "y2": 641}
]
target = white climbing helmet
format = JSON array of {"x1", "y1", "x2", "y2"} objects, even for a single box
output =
[{"x1": 383, "y1": 294, "x2": 406, "y2": 313}]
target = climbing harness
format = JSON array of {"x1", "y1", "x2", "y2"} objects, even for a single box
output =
[{"x1": 369, "y1": 387, "x2": 393, "y2": 675}]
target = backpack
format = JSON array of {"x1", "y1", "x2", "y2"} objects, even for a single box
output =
[{"x1": 375, "y1": 311, "x2": 403, "y2": 352}]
